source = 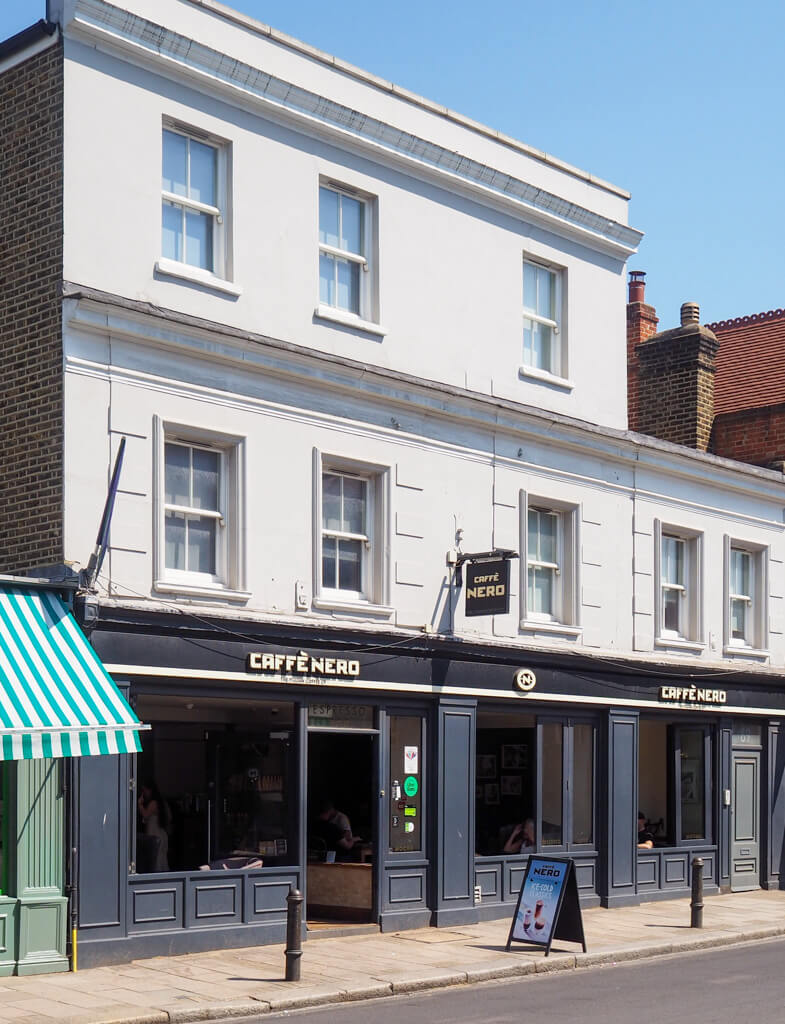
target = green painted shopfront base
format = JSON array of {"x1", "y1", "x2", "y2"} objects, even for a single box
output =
[{"x1": 0, "y1": 761, "x2": 69, "y2": 976}]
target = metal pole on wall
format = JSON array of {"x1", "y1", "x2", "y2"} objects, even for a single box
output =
[
  {"x1": 285, "y1": 887, "x2": 304, "y2": 981},
  {"x1": 690, "y1": 856, "x2": 704, "y2": 928}
]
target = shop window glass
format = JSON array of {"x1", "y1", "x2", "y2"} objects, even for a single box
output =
[
  {"x1": 474, "y1": 711, "x2": 536, "y2": 856},
  {"x1": 541, "y1": 722, "x2": 563, "y2": 846},
  {"x1": 638, "y1": 718, "x2": 669, "y2": 844},
  {"x1": 475, "y1": 713, "x2": 595, "y2": 856},
  {"x1": 680, "y1": 729, "x2": 705, "y2": 840},
  {"x1": 638, "y1": 719, "x2": 712, "y2": 848},
  {"x1": 133, "y1": 698, "x2": 295, "y2": 873},
  {"x1": 572, "y1": 724, "x2": 593, "y2": 845},
  {"x1": 389, "y1": 716, "x2": 423, "y2": 853}
]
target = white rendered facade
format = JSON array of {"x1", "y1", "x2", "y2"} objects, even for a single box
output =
[
  {"x1": 50, "y1": 0, "x2": 785, "y2": 672},
  {"x1": 0, "y1": 0, "x2": 778, "y2": 965}
]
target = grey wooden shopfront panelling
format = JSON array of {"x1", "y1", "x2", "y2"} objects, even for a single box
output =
[
  {"x1": 385, "y1": 863, "x2": 428, "y2": 905},
  {"x1": 128, "y1": 869, "x2": 298, "y2": 934},
  {"x1": 718, "y1": 725, "x2": 732, "y2": 886},
  {"x1": 128, "y1": 878, "x2": 182, "y2": 931},
  {"x1": 76, "y1": 752, "x2": 130, "y2": 936},
  {"x1": 378, "y1": 705, "x2": 430, "y2": 933},
  {"x1": 637, "y1": 848, "x2": 717, "y2": 896},
  {"x1": 604, "y1": 711, "x2": 639, "y2": 906},
  {"x1": 474, "y1": 852, "x2": 598, "y2": 920},
  {"x1": 433, "y1": 700, "x2": 477, "y2": 927},
  {"x1": 765, "y1": 722, "x2": 785, "y2": 890}
]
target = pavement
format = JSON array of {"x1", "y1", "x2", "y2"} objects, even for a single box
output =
[{"x1": 2, "y1": 889, "x2": 785, "y2": 1023}]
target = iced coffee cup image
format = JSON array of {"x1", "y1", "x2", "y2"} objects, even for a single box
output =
[
  {"x1": 515, "y1": 905, "x2": 534, "y2": 936},
  {"x1": 533, "y1": 898, "x2": 548, "y2": 932}
]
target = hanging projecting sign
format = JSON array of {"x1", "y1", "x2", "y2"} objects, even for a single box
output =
[{"x1": 465, "y1": 559, "x2": 511, "y2": 617}]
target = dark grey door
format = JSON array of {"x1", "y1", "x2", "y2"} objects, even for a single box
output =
[{"x1": 731, "y1": 750, "x2": 760, "y2": 891}]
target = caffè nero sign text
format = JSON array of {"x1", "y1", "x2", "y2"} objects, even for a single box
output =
[
  {"x1": 659, "y1": 685, "x2": 726, "y2": 705},
  {"x1": 247, "y1": 650, "x2": 360, "y2": 677},
  {"x1": 465, "y1": 558, "x2": 511, "y2": 617}
]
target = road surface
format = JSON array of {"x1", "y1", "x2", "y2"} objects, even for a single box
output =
[{"x1": 260, "y1": 936, "x2": 785, "y2": 1023}]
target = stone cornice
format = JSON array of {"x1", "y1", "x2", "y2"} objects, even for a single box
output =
[
  {"x1": 61, "y1": 281, "x2": 785, "y2": 507},
  {"x1": 187, "y1": 0, "x2": 629, "y2": 199},
  {"x1": 68, "y1": 0, "x2": 642, "y2": 260}
]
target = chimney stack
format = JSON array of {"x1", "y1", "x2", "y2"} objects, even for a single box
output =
[
  {"x1": 680, "y1": 302, "x2": 700, "y2": 326},
  {"x1": 633, "y1": 294, "x2": 719, "y2": 452},
  {"x1": 626, "y1": 271, "x2": 659, "y2": 432}
]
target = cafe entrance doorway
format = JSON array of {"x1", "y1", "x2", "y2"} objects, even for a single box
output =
[{"x1": 306, "y1": 709, "x2": 378, "y2": 928}]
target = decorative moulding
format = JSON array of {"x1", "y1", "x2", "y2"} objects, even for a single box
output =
[{"x1": 70, "y1": 0, "x2": 642, "y2": 259}]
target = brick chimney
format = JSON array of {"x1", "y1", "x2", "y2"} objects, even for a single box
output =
[
  {"x1": 635, "y1": 299, "x2": 720, "y2": 451},
  {"x1": 626, "y1": 271, "x2": 659, "y2": 432}
]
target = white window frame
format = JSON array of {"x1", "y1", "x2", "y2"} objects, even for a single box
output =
[
  {"x1": 315, "y1": 179, "x2": 379, "y2": 331},
  {"x1": 724, "y1": 537, "x2": 769, "y2": 655},
  {"x1": 156, "y1": 121, "x2": 237, "y2": 294},
  {"x1": 321, "y1": 469, "x2": 372, "y2": 602},
  {"x1": 520, "y1": 257, "x2": 567, "y2": 383},
  {"x1": 153, "y1": 418, "x2": 247, "y2": 601},
  {"x1": 654, "y1": 521, "x2": 704, "y2": 648},
  {"x1": 312, "y1": 449, "x2": 392, "y2": 616},
  {"x1": 520, "y1": 491, "x2": 581, "y2": 635}
]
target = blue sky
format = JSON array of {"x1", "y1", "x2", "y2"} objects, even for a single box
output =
[{"x1": 4, "y1": 1, "x2": 784, "y2": 326}]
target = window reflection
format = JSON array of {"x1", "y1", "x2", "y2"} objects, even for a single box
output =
[
  {"x1": 475, "y1": 711, "x2": 536, "y2": 856},
  {"x1": 541, "y1": 722, "x2": 563, "y2": 846},
  {"x1": 638, "y1": 719, "x2": 711, "y2": 847},
  {"x1": 134, "y1": 697, "x2": 295, "y2": 873}
]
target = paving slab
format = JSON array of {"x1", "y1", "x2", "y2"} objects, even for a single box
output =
[{"x1": 1, "y1": 890, "x2": 785, "y2": 1023}]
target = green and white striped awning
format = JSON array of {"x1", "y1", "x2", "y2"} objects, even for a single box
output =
[{"x1": 0, "y1": 585, "x2": 146, "y2": 761}]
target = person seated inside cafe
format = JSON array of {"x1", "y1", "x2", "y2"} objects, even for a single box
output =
[
  {"x1": 637, "y1": 812, "x2": 655, "y2": 849},
  {"x1": 502, "y1": 817, "x2": 535, "y2": 854},
  {"x1": 313, "y1": 798, "x2": 362, "y2": 861}
]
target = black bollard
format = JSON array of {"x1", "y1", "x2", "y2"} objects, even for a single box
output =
[
  {"x1": 285, "y1": 886, "x2": 304, "y2": 981},
  {"x1": 690, "y1": 857, "x2": 704, "y2": 928}
]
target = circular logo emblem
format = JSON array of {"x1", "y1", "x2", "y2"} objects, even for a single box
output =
[
  {"x1": 513, "y1": 668, "x2": 537, "y2": 692},
  {"x1": 403, "y1": 776, "x2": 419, "y2": 797}
]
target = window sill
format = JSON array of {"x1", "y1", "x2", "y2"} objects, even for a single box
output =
[
  {"x1": 154, "y1": 580, "x2": 251, "y2": 603},
  {"x1": 722, "y1": 644, "x2": 770, "y2": 661},
  {"x1": 313, "y1": 304, "x2": 387, "y2": 337},
  {"x1": 518, "y1": 364, "x2": 574, "y2": 391},
  {"x1": 312, "y1": 596, "x2": 394, "y2": 618},
  {"x1": 520, "y1": 619, "x2": 582, "y2": 639},
  {"x1": 154, "y1": 259, "x2": 243, "y2": 297},
  {"x1": 654, "y1": 636, "x2": 706, "y2": 653}
]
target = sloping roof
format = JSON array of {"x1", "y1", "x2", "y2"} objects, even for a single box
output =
[{"x1": 709, "y1": 308, "x2": 785, "y2": 415}]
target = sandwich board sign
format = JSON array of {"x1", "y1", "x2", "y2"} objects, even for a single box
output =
[{"x1": 506, "y1": 856, "x2": 586, "y2": 956}]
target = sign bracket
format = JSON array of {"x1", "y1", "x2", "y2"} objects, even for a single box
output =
[{"x1": 452, "y1": 547, "x2": 519, "y2": 588}]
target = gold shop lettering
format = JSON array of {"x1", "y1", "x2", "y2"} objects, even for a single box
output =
[
  {"x1": 466, "y1": 572, "x2": 506, "y2": 599},
  {"x1": 658, "y1": 685, "x2": 727, "y2": 704},
  {"x1": 247, "y1": 650, "x2": 360, "y2": 677}
]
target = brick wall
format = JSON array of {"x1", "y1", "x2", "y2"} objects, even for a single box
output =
[
  {"x1": 627, "y1": 298, "x2": 659, "y2": 432},
  {"x1": 712, "y1": 405, "x2": 785, "y2": 469},
  {"x1": 0, "y1": 42, "x2": 64, "y2": 573},
  {"x1": 636, "y1": 326, "x2": 719, "y2": 451}
]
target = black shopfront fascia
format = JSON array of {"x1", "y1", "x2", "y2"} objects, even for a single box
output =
[{"x1": 70, "y1": 606, "x2": 785, "y2": 963}]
